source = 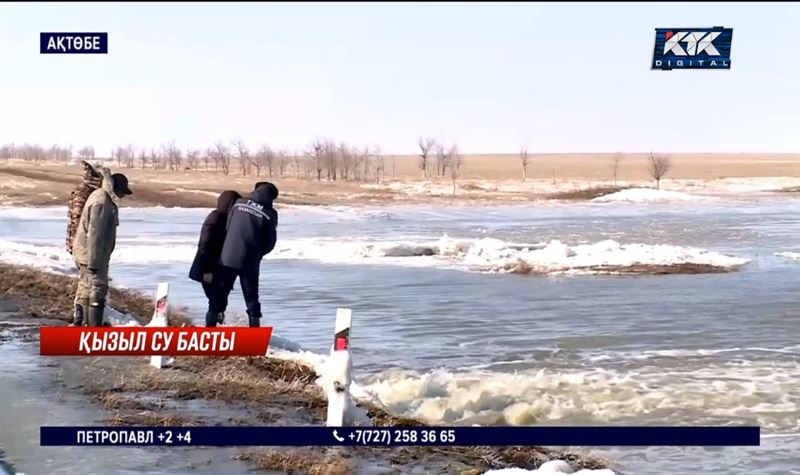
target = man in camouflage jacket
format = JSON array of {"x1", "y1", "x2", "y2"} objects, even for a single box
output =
[
  {"x1": 66, "y1": 161, "x2": 103, "y2": 255},
  {"x1": 71, "y1": 168, "x2": 133, "y2": 327}
]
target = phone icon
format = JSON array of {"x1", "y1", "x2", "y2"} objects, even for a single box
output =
[{"x1": 332, "y1": 430, "x2": 345, "y2": 442}]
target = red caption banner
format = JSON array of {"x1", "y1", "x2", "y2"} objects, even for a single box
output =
[{"x1": 39, "y1": 327, "x2": 273, "y2": 356}]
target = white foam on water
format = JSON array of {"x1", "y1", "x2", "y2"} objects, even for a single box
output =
[
  {"x1": 358, "y1": 362, "x2": 800, "y2": 432},
  {"x1": 268, "y1": 343, "x2": 384, "y2": 411},
  {"x1": 760, "y1": 433, "x2": 800, "y2": 439},
  {"x1": 270, "y1": 236, "x2": 749, "y2": 274},
  {"x1": 485, "y1": 461, "x2": 616, "y2": 475},
  {"x1": 591, "y1": 345, "x2": 800, "y2": 361},
  {"x1": 0, "y1": 205, "x2": 67, "y2": 220},
  {"x1": 0, "y1": 205, "x2": 208, "y2": 220},
  {"x1": 0, "y1": 239, "x2": 196, "y2": 267},
  {"x1": 0, "y1": 240, "x2": 76, "y2": 274},
  {"x1": 1, "y1": 236, "x2": 749, "y2": 275},
  {"x1": 776, "y1": 251, "x2": 800, "y2": 261},
  {"x1": 107, "y1": 307, "x2": 141, "y2": 327},
  {"x1": 592, "y1": 188, "x2": 710, "y2": 203}
]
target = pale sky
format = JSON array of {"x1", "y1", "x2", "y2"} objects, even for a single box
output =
[{"x1": 1, "y1": 2, "x2": 799, "y2": 155}]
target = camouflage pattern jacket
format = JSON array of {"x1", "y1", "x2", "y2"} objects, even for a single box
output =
[
  {"x1": 66, "y1": 162, "x2": 104, "y2": 254},
  {"x1": 71, "y1": 167, "x2": 120, "y2": 269}
]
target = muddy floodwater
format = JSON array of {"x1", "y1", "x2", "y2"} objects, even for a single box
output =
[{"x1": 1, "y1": 194, "x2": 799, "y2": 474}]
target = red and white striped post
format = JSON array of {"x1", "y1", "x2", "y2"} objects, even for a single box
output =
[
  {"x1": 325, "y1": 308, "x2": 353, "y2": 427},
  {"x1": 147, "y1": 282, "x2": 169, "y2": 369}
]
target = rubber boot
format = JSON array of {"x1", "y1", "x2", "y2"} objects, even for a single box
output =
[
  {"x1": 87, "y1": 303, "x2": 105, "y2": 327},
  {"x1": 69, "y1": 303, "x2": 85, "y2": 327},
  {"x1": 247, "y1": 311, "x2": 261, "y2": 328},
  {"x1": 205, "y1": 311, "x2": 218, "y2": 327}
]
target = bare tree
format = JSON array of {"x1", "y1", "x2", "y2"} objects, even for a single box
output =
[
  {"x1": 172, "y1": 143, "x2": 183, "y2": 171},
  {"x1": 309, "y1": 139, "x2": 325, "y2": 181},
  {"x1": 448, "y1": 144, "x2": 462, "y2": 196},
  {"x1": 417, "y1": 137, "x2": 435, "y2": 180},
  {"x1": 139, "y1": 149, "x2": 147, "y2": 169},
  {"x1": 372, "y1": 145, "x2": 384, "y2": 184},
  {"x1": 360, "y1": 146, "x2": 371, "y2": 182},
  {"x1": 277, "y1": 150, "x2": 289, "y2": 178},
  {"x1": 435, "y1": 142, "x2": 448, "y2": 180},
  {"x1": 612, "y1": 152, "x2": 623, "y2": 187},
  {"x1": 114, "y1": 146, "x2": 128, "y2": 167},
  {"x1": 255, "y1": 145, "x2": 276, "y2": 178},
  {"x1": 338, "y1": 142, "x2": 352, "y2": 181},
  {"x1": 162, "y1": 141, "x2": 181, "y2": 171},
  {"x1": 293, "y1": 153, "x2": 302, "y2": 178},
  {"x1": 207, "y1": 147, "x2": 217, "y2": 171},
  {"x1": 232, "y1": 139, "x2": 249, "y2": 176},
  {"x1": 350, "y1": 146, "x2": 363, "y2": 181},
  {"x1": 125, "y1": 144, "x2": 136, "y2": 168},
  {"x1": 77, "y1": 146, "x2": 95, "y2": 161},
  {"x1": 252, "y1": 146, "x2": 264, "y2": 177},
  {"x1": 520, "y1": 146, "x2": 529, "y2": 181},
  {"x1": 0, "y1": 143, "x2": 13, "y2": 159},
  {"x1": 150, "y1": 147, "x2": 162, "y2": 170},
  {"x1": 213, "y1": 141, "x2": 231, "y2": 175},
  {"x1": 648, "y1": 151, "x2": 671, "y2": 189},
  {"x1": 46, "y1": 144, "x2": 71, "y2": 163},
  {"x1": 324, "y1": 140, "x2": 338, "y2": 181},
  {"x1": 186, "y1": 149, "x2": 200, "y2": 170}
]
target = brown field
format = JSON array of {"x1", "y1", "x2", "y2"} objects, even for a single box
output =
[
  {"x1": 1, "y1": 153, "x2": 797, "y2": 208},
  {"x1": 388, "y1": 152, "x2": 800, "y2": 181}
]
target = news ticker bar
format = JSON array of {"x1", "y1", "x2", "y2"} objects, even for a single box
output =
[
  {"x1": 41, "y1": 426, "x2": 761, "y2": 447},
  {"x1": 39, "y1": 327, "x2": 273, "y2": 356}
]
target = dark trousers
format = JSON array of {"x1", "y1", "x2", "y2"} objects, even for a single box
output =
[
  {"x1": 201, "y1": 281, "x2": 215, "y2": 304},
  {"x1": 210, "y1": 265, "x2": 261, "y2": 317}
]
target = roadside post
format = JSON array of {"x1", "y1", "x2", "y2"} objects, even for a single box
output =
[
  {"x1": 325, "y1": 308, "x2": 353, "y2": 427},
  {"x1": 147, "y1": 282, "x2": 169, "y2": 369}
]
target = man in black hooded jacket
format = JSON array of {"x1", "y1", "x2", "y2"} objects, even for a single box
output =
[
  {"x1": 217, "y1": 182, "x2": 279, "y2": 327},
  {"x1": 189, "y1": 190, "x2": 241, "y2": 327}
]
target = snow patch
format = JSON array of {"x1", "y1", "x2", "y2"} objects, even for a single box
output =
[{"x1": 592, "y1": 188, "x2": 708, "y2": 203}]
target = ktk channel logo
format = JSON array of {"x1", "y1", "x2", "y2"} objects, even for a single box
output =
[
  {"x1": 40, "y1": 33, "x2": 108, "y2": 54},
  {"x1": 651, "y1": 27, "x2": 732, "y2": 70}
]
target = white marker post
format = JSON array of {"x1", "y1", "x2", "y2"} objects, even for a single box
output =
[
  {"x1": 147, "y1": 282, "x2": 169, "y2": 369},
  {"x1": 325, "y1": 308, "x2": 353, "y2": 427}
]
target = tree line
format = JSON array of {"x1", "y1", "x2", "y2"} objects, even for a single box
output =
[
  {"x1": 2, "y1": 140, "x2": 671, "y2": 189},
  {"x1": 0, "y1": 140, "x2": 392, "y2": 184}
]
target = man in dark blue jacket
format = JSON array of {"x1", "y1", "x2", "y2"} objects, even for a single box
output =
[{"x1": 216, "y1": 182, "x2": 279, "y2": 327}]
